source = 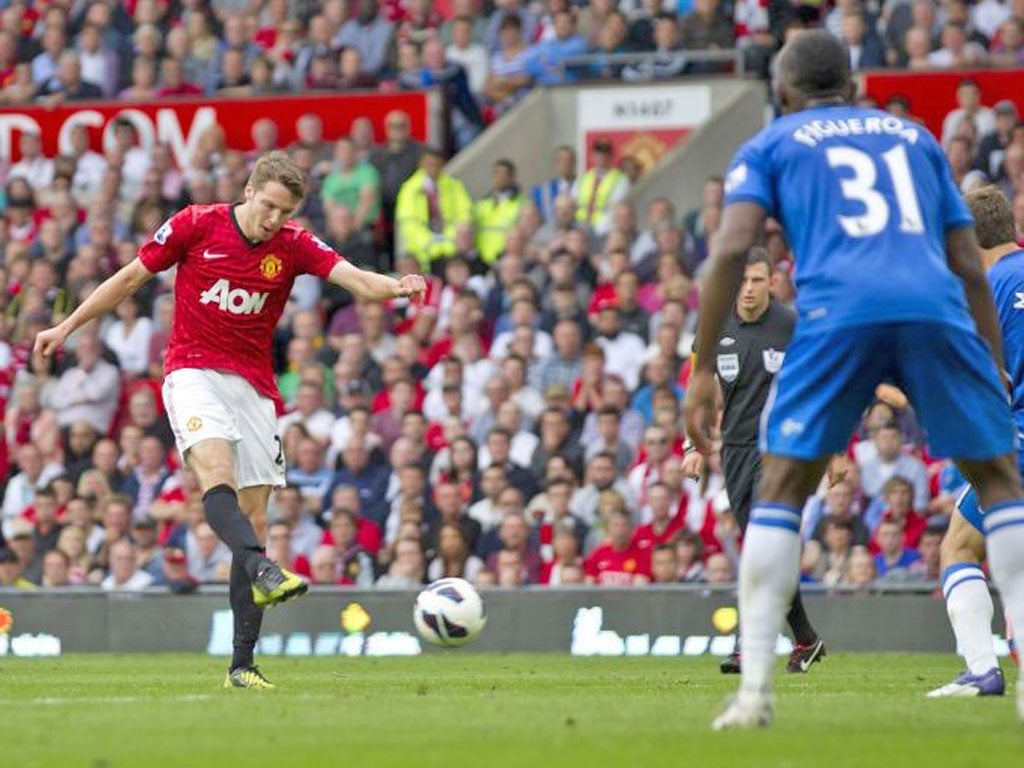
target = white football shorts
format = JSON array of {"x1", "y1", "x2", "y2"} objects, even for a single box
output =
[{"x1": 162, "y1": 368, "x2": 286, "y2": 489}]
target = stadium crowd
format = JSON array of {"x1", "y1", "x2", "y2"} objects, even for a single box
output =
[
  {"x1": 0, "y1": 0, "x2": 1023, "y2": 594},
  {"x1": 2, "y1": 0, "x2": 1024, "y2": 143}
]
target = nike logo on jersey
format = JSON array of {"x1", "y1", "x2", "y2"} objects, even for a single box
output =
[{"x1": 203, "y1": 250, "x2": 229, "y2": 260}]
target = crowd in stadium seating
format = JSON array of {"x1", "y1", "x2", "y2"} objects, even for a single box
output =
[
  {"x1": 1, "y1": 0, "x2": 1024, "y2": 594},
  {"x1": 3, "y1": 1, "x2": 1024, "y2": 142}
]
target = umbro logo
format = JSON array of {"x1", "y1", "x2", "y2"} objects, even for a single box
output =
[
  {"x1": 203, "y1": 249, "x2": 229, "y2": 260},
  {"x1": 1014, "y1": 292, "x2": 1024, "y2": 310},
  {"x1": 720, "y1": 337, "x2": 735, "y2": 347}
]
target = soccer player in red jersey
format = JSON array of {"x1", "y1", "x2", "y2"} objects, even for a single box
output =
[
  {"x1": 35, "y1": 152, "x2": 426, "y2": 688},
  {"x1": 583, "y1": 508, "x2": 652, "y2": 586}
]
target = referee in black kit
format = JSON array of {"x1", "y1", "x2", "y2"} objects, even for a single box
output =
[{"x1": 686, "y1": 247, "x2": 825, "y2": 675}]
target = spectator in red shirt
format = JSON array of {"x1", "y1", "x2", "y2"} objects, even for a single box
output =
[
  {"x1": 326, "y1": 484, "x2": 383, "y2": 557},
  {"x1": 627, "y1": 424, "x2": 671, "y2": 505},
  {"x1": 156, "y1": 57, "x2": 202, "y2": 97},
  {"x1": 584, "y1": 508, "x2": 651, "y2": 585},
  {"x1": 633, "y1": 481, "x2": 684, "y2": 553},
  {"x1": 309, "y1": 544, "x2": 342, "y2": 585},
  {"x1": 870, "y1": 475, "x2": 927, "y2": 552},
  {"x1": 530, "y1": 476, "x2": 588, "y2": 557},
  {"x1": 570, "y1": 343, "x2": 606, "y2": 415},
  {"x1": 540, "y1": 520, "x2": 584, "y2": 585}
]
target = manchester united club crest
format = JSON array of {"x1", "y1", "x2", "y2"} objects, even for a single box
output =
[
  {"x1": 259, "y1": 254, "x2": 283, "y2": 280},
  {"x1": 186, "y1": 416, "x2": 203, "y2": 432}
]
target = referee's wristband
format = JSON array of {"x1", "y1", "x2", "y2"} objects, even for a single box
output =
[{"x1": 683, "y1": 439, "x2": 696, "y2": 456}]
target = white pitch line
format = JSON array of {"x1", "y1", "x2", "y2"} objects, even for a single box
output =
[{"x1": 0, "y1": 694, "x2": 215, "y2": 706}]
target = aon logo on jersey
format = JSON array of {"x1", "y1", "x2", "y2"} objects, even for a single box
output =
[{"x1": 200, "y1": 279, "x2": 269, "y2": 315}]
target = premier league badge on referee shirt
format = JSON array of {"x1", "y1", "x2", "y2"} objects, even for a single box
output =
[{"x1": 762, "y1": 349, "x2": 785, "y2": 374}]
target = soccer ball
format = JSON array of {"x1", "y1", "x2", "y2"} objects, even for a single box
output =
[{"x1": 413, "y1": 578, "x2": 487, "y2": 648}]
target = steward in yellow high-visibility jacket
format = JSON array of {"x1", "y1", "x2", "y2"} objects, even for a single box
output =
[
  {"x1": 473, "y1": 159, "x2": 524, "y2": 265},
  {"x1": 573, "y1": 139, "x2": 630, "y2": 235},
  {"x1": 395, "y1": 150, "x2": 473, "y2": 271}
]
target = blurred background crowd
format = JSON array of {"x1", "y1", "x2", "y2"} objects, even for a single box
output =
[{"x1": 0, "y1": 0, "x2": 1022, "y2": 593}]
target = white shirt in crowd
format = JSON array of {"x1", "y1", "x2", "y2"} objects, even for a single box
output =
[
  {"x1": 596, "y1": 331, "x2": 647, "y2": 391},
  {"x1": 941, "y1": 105, "x2": 997, "y2": 148},
  {"x1": 102, "y1": 570, "x2": 154, "y2": 591},
  {"x1": 8, "y1": 155, "x2": 55, "y2": 191},
  {"x1": 489, "y1": 328, "x2": 554, "y2": 361},
  {"x1": 104, "y1": 318, "x2": 154, "y2": 377},
  {"x1": 49, "y1": 359, "x2": 121, "y2": 433},
  {"x1": 72, "y1": 149, "x2": 107, "y2": 204},
  {"x1": 279, "y1": 408, "x2": 335, "y2": 444},
  {"x1": 446, "y1": 43, "x2": 489, "y2": 94},
  {"x1": 478, "y1": 431, "x2": 538, "y2": 470}
]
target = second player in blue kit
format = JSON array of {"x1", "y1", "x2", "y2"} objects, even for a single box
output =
[
  {"x1": 684, "y1": 31, "x2": 1024, "y2": 729},
  {"x1": 928, "y1": 187, "x2": 1024, "y2": 699}
]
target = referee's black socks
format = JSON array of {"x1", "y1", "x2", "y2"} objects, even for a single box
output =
[
  {"x1": 202, "y1": 484, "x2": 269, "y2": 583},
  {"x1": 786, "y1": 592, "x2": 819, "y2": 646}
]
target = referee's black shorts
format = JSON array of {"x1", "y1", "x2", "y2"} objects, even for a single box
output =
[{"x1": 720, "y1": 444, "x2": 762, "y2": 532}]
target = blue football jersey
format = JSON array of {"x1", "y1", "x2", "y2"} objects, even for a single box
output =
[
  {"x1": 724, "y1": 105, "x2": 975, "y2": 332},
  {"x1": 988, "y1": 248, "x2": 1024, "y2": 433}
]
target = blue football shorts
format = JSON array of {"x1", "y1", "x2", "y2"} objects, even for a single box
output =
[{"x1": 760, "y1": 321, "x2": 1015, "y2": 462}]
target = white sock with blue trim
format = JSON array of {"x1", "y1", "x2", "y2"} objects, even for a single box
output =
[
  {"x1": 738, "y1": 503, "x2": 802, "y2": 697},
  {"x1": 942, "y1": 564, "x2": 997, "y2": 675},
  {"x1": 984, "y1": 500, "x2": 1024, "y2": 683}
]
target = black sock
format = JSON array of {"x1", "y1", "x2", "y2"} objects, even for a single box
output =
[
  {"x1": 202, "y1": 484, "x2": 268, "y2": 582},
  {"x1": 230, "y1": 555, "x2": 264, "y2": 671},
  {"x1": 786, "y1": 591, "x2": 818, "y2": 646}
]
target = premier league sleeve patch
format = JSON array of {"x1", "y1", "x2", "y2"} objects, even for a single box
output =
[
  {"x1": 154, "y1": 220, "x2": 173, "y2": 245},
  {"x1": 717, "y1": 353, "x2": 739, "y2": 382}
]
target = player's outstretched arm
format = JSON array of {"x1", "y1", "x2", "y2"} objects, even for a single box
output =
[
  {"x1": 34, "y1": 258, "x2": 155, "y2": 357},
  {"x1": 946, "y1": 227, "x2": 1007, "y2": 376},
  {"x1": 684, "y1": 202, "x2": 766, "y2": 456},
  {"x1": 327, "y1": 259, "x2": 426, "y2": 303}
]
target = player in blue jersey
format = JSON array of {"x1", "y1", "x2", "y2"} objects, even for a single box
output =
[
  {"x1": 684, "y1": 31, "x2": 1024, "y2": 730},
  {"x1": 927, "y1": 186, "x2": 1024, "y2": 699}
]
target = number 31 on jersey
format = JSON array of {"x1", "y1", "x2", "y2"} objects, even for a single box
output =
[{"x1": 827, "y1": 145, "x2": 925, "y2": 238}]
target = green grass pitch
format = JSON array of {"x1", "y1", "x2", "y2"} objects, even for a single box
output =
[{"x1": 0, "y1": 653, "x2": 1020, "y2": 767}]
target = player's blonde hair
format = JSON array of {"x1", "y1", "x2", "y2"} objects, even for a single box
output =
[{"x1": 248, "y1": 150, "x2": 306, "y2": 201}]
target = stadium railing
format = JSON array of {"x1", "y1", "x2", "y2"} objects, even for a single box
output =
[{"x1": 554, "y1": 49, "x2": 747, "y2": 80}]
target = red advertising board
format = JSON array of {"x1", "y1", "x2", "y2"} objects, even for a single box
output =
[
  {"x1": 0, "y1": 91, "x2": 434, "y2": 168},
  {"x1": 860, "y1": 69, "x2": 1024, "y2": 139}
]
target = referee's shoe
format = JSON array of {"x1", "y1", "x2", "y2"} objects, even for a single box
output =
[
  {"x1": 786, "y1": 638, "x2": 826, "y2": 673},
  {"x1": 719, "y1": 638, "x2": 826, "y2": 674}
]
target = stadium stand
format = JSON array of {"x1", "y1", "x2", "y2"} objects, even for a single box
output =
[{"x1": 0, "y1": 0, "x2": 1023, "y2": 594}]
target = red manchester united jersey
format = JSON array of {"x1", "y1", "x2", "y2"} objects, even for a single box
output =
[{"x1": 137, "y1": 204, "x2": 343, "y2": 410}]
